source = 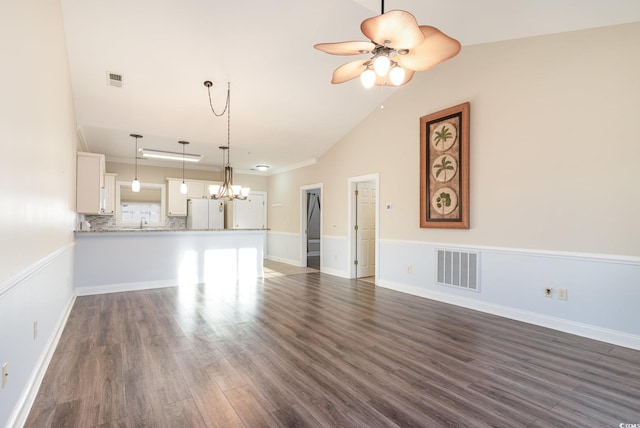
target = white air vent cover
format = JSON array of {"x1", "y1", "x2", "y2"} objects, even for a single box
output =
[
  {"x1": 436, "y1": 248, "x2": 479, "y2": 291},
  {"x1": 107, "y1": 72, "x2": 123, "y2": 87}
]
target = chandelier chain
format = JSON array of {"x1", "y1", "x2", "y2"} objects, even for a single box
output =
[
  {"x1": 227, "y1": 82, "x2": 231, "y2": 168},
  {"x1": 206, "y1": 83, "x2": 229, "y2": 117}
]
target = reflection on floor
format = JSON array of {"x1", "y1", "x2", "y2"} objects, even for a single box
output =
[{"x1": 263, "y1": 258, "x2": 319, "y2": 278}]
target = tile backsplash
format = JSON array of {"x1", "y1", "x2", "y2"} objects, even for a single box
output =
[{"x1": 83, "y1": 214, "x2": 186, "y2": 231}]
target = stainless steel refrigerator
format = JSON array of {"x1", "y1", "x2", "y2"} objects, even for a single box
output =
[{"x1": 186, "y1": 199, "x2": 225, "y2": 230}]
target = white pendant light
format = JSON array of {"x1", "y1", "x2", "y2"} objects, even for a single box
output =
[
  {"x1": 130, "y1": 133, "x2": 142, "y2": 192},
  {"x1": 178, "y1": 140, "x2": 189, "y2": 194}
]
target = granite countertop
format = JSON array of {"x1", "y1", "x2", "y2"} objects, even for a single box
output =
[{"x1": 75, "y1": 228, "x2": 268, "y2": 233}]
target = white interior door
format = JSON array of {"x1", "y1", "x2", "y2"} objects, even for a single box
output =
[
  {"x1": 356, "y1": 182, "x2": 376, "y2": 278},
  {"x1": 234, "y1": 193, "x2": 265, "y2": 229}
]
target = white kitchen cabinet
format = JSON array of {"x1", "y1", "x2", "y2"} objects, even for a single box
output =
[
  {"x1": 76, "y1": 152, "x2": 105, "y2": 214},
  {"x1": 186, "y1": 180, "x2": 206, "y2": 199},
  {"x1": 102, "y1": 173, "x2": 117, "y2": 215},
  {"x1": 166, "y1": 178, "x2": 188, "y2": 216}
]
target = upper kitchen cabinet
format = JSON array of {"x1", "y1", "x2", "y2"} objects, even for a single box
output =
[
  {"x1": 76, "y1": 152, "x2": 105, "y2": 214},
  {"x1": 103, "y1": 173, "x2": 117, "y2": 215},
  {"x1": 166, "y1": 178, "x2": 187, "y2": 216}
]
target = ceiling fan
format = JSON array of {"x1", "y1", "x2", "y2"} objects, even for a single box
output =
[{"x1": 314, "y1": 1, "x2": 461, "y2": 88}]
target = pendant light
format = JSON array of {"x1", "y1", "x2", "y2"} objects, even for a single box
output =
[
  {"x1": 130, "y1": 133, "x2": 142, "y2": 192},
  {"x1": 178, "y1": 141, "x2": 189, "y2": 194},
  {"x1": 203, "y1": 81, "x2": 250, "y2": 200}
]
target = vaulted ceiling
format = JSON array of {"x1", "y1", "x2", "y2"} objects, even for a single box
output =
[{"x1": 60, "y1": 0, "x2": 640, "y2": 174}]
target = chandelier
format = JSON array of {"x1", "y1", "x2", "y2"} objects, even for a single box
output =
[{"x1": 203, "y1": 81, "x2": 250, "y2": 200}]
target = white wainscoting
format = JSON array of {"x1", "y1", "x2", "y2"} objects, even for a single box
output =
[
  {"x1": 321, "y1": 235, "x2": 349, "y2": 278},
  {"x1": 378, "y1": 239, "x2": 640, "y2": 350},
  {"x1": 266, "y1": 231, "x2": 302, "y2": 266},
  {"x1": 0, "y1": 244, "x2": 76, "y2": 428}
]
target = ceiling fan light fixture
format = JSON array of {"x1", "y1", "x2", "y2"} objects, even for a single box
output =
[
  {"x1": 389, "y1": 64, "x2": 406, "y2": 86},
  {"x1": 360, "y1": 68, "x2": 376, "y2": 88},
  {"x1": 314, "y1": 1, "x2": 460, "y2": 87}
]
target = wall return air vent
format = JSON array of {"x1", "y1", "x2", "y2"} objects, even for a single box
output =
[
  {"x1": 436, "y1": 248, "x2": 479, "y2": 291},
  {"x1": 107, "y1": 72, "x2": 123, "y2": 87}
]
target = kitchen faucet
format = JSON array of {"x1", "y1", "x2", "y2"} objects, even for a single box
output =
[{"x1": 140, "y1": 217, "x2": 147, "y2": 229}]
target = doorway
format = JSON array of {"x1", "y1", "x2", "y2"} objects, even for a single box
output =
[
  {"x1": 300, "y1": 184, "x2": 322, "y2": 269},
  {"x1": 349, "y1": 174, "x2": 379, "y2": 281}
]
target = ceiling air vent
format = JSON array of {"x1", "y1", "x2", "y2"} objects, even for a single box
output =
[{"x1": 107, "y1": 72, "x2": 123, "y2": 87}]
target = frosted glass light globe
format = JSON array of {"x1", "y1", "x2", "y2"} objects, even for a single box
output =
[
  {"x1": 373, "y1": 55, "x2": 390, "y2": 76},
  {"x1": 360, "y1": 68, "x2": 376, "y2": 88},
  {"x1": 389, "y1": 66, "x2": 406, "y2": 86}
]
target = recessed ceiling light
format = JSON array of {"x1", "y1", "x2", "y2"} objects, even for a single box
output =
[{"x1": 255, "y1": 164, "x2": 270, "y2": 171}]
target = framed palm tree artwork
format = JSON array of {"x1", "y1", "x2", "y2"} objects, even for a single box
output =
[{"x1": 420, "y1": 102, "x2": 470, "y2": 228}]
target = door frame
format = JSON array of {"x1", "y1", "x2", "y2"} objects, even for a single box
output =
[
  {"x1": 300, "y1": 183, "x2": 323, "y2": 268},
  {"x1": 348, "y1": 173, "x2": 379, "y2": 281}
]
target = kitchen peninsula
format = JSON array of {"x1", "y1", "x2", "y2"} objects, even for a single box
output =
[{"x1": 74, "y1": 229, "x2": 266, "y2": 295}]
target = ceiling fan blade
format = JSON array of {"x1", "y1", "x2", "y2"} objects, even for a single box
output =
[
  {"x1": 314, "y1": 41, "x2": 375, "y2": 55},
  {"x1": 395, "y1": 26, "x2": 461, "y2": 71},
  {"x1": 331, "y1": 59, "x2": 369, "y2": 84},
  {"x1": 361, "y1": 10, "x2": 424, "y2": 49}
]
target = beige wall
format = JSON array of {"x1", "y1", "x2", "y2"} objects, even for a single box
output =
[
  {"x1": 268, "y1": 22, "x2": 640, "y2": 257},
  {"x1": 0, "y1": 0, "x2": 78, "y2": 282},
  {"x1": 106, "y1": 161, "x2": 268, "y2": 191}
]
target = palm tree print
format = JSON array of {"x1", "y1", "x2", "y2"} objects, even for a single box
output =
[
  {"x1": 431, "y1": 122, "x2": 457, "y2": 151},
  {"x1": 433, "y1": 125, "x2": 453, "y2": 148},
  {"x1": 433, "y1": 155, "x2": 456, "y2": 182}
]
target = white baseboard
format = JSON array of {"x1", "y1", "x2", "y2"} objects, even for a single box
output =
[
  {"x1": 320, "y1": 266, "x2": 350, "y2": 278},
  {"x1": 8, "y1": 293, "x2": 76, "y2": 428},
  {"x1": 76, "y1": 280, "x2": 177, "y2": 296},
  {"x1": 378, "y1": 279, "x2": 640, "y2": 351}
]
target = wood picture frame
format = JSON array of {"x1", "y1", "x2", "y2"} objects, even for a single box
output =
[{"x1": 420, "y1": 102, "x2": 470, "y2": 229}]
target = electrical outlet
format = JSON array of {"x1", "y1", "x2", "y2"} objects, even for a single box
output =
[
  {"x1": 2, "y1": 363, "x2": 7, "y2": 388},
  {"x1": 558, "y1": 288, "x2": 568, "y2": 301},
  {"x1": 34, "y1": 320, "x2": 38, "y2": 339},
  {"x1": 544, "y1": 287, "x2": 553, "y2": 298},
  {"x1": 407, "y1": 265, "x2": 412, "y2": 274}
]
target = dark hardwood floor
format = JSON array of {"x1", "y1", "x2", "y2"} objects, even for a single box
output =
[{"x1": 25, "y1": 266, "x2": 640, "y2": 427}]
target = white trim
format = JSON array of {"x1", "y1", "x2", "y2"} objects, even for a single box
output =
[
  {"x1": 320, "y1": 267, "x2": 350, "y2": 278},
  {"x1": 76, "y1": 280, "x2": 177, "y2": 296},
  {"x1": 379, "y1": 238, "x2": 640, "y2": 266},
  {"x1": 378, "y1": 279, "x2": 640, "y2": 350},
  {"x1": 0, "y1": 243, "x2": 75, "y2": 297},
  {"x1": 8, "y1": 293, "x2": 76, "y2": 428}
]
